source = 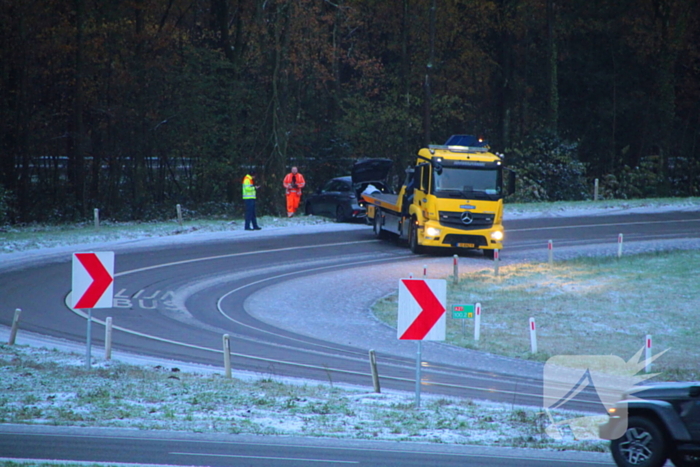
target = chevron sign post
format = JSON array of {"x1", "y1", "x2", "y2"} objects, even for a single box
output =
[
  {"x1": 397, "y1": 278, "x2": 446, "y2": 408},
  {"x1": 72, "y1": 252, "x2": 114, "y2": 369}
]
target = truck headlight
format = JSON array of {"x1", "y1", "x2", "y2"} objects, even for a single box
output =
[
  {"x1": 491, "y1": 231, "x2": 504, "y2": 241},
  {"x1": 426, "y1": 226, "x2": 441, "y2": 237}
]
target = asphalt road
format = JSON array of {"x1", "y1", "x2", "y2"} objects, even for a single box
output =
[
  {"x1": 0, "y1": 424, "x2": 615, "y2": 466},
  {"x1": 1, "y1": 209, "x2": 699, "y2": 465}
]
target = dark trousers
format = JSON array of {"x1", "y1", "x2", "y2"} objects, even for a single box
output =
[{"x1": 244, "y1": 199, "x2": 258, "y2": 229}]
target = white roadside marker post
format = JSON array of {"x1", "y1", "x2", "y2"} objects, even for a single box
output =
[
  {"x1": 529, "y1": 317, "x2": 538, "y2": 354},
  {"x1": 645, "y1": 335, "x2": 652, "y2": 373},
  {"x1": 594, "y1": 178, "x2": 599, "y2": 201},
  {"x1": 618, "y1": 233, "x2": 624, "y2": 258},
  {"x1": 453, "y1": 254, "x2": 459, "y2": 284},
  {"x1": 474, "y1": 303, "x2": 482, "y2": 343},
  {"x1": 548, "y1": 240, "x2": 553, "y2": 265},
  {"x1": 94, "y1": 208, "x2": 100, "y2": 231},
  {"x1": 494, "y1": 249, "x2": 500, "y2": 276},
  {"x1": 105, "y1": 317, "x2": 113, "y2": 360},
  {"x1": 176, "y1": 204, "x2": 183, "y2": 227}
]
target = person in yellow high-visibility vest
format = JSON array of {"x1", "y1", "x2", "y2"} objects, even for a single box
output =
[
  {"x1": 242, "y1": 169, "x2": 261, "y2": 230},
  {"x1": 282, "y1": 166, "x2": 306, "y2": 217}
]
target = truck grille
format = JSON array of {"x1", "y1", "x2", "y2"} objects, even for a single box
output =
[{"x1": 438, "y1": 211, "x2": 494, "y2": 230}]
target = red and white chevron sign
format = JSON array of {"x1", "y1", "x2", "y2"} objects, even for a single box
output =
[
  {"x1": 72, "y1": 252, "x2": 114, "y2": 309},
  {"x1": 397, "y1": 279, "x2": 446, "y2": 340}
]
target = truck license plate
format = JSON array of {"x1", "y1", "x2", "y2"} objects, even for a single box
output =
[{"x1": 457, "y1": 243, "x2": 475, "y2": 248}]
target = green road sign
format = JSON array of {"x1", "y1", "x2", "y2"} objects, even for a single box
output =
[{"x1": 452, "y1": 304, "x2": 475, "y2": 319}]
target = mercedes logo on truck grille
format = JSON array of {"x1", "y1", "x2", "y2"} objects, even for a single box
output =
[{"x1": 460, "y1": 211, "x2": 473, "y2": 225}]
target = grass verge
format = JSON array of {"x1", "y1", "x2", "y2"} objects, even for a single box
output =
[
  {"x1": 0, "y1": 344, "x2": 604, "y2": 452},
  {"x1": 373, "y1": 249, "x2": 700, "y2": 381}
]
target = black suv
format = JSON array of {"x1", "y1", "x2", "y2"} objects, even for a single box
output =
[{"x1": 599, "y1": 382, "x2": 700, "y2": 467}]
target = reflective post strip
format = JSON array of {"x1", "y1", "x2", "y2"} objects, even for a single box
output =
[{"x1": 645, "y1": 335, "x2": 652, "y2": 373}]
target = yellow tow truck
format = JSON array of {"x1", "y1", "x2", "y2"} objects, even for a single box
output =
[{"x1": 362, "y1": 135, "x2": 512, "y2": 258}]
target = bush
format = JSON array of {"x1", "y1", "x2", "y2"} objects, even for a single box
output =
[
  {"x1": 506, "y1": 131, "x2": 590, "y2": 202},
  {"x1": 0, "y1": 184, "x2": 13, "y2": 225},
  {"x1": 597, "y1": 157, "x2": 665, "y2": 200}
]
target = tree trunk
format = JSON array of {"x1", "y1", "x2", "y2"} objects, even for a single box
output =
[
  {"x1": 71, "y1": 0, "x2": 87, "y2": 218},
  {"x1": 546, "y1": 0, "x2": 559, "y2": 135},
  {"x1": 211, "y1": 0, "x2": 235, "y2": 61},
  {"x1": 269, "y1": 1, "x2": 291, "y2": 215},
  {"x1": 423, "y1": 0, "x2": 435, "y2": 146}
]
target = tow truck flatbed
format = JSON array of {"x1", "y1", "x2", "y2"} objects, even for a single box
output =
[{"x1": 362, "y1": 192, "x2": 401, "y2": 212}]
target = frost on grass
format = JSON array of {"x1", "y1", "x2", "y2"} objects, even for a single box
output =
[
  {"x1": 0, "y1": 344, "x2": 605, "y2": 452},
  {"x1": 0, "y1": 215, "x2": 336, "y2": 254},
  {"x1": 373, "y1": 249, "x2": 700, "y2": 379}
]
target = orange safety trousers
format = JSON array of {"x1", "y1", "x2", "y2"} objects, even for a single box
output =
[{"x1": 286, "y1": 192, "x2": 301, "y2": 215}]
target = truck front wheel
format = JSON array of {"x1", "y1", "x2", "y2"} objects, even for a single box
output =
[{"x1": 409, "y1": 219, "x2": 424, "y2": 254}]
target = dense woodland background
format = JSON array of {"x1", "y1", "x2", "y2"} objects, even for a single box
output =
[{"x1": 1, "y1": 0, "x2": 699, "y2": 223}]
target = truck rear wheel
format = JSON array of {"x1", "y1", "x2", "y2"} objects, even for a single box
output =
[
  {"x1": 373, "y1": 212, "x2": 388, "y2": 239},
  {"x1": 409, "y1": 218, "x2": 424, "y2": 254}
]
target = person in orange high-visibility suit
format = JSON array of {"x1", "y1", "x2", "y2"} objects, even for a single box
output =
[{"x1": 283, "y1": 166, "x2": 306, "y2": 217}]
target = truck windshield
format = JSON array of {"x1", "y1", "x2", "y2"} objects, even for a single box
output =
[{"x1": 433, "y1": 167, "x2": 502, "y2": 200}]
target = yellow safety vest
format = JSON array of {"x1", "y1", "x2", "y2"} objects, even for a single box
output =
[{"x1": 242, "y1": 174, "x2": 256, "y2": 199}]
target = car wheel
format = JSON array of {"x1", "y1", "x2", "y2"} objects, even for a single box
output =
[
  {"x1": 483, "y1": 249, "x2": 496, "y2": 260},
  {"x1": 335, "y1": 205, "x2": 347, "y2": 222},
  {"x1": 408, "y1": 218, "x2": 424, "y2": 254},
  {"x1": 670, "y1": 453, "x2": 700, "y2": 467},
  {"x1": 610, "y1": 416, "x2": 669, "y2": 467}
]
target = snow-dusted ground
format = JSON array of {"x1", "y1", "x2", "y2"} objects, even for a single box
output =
[
  {"x1": 0, "y1": 342, "x2": 600, "y2": 453},
  {"x1": 1, "y1": 197, "x2": 699, "y2": 458},
  {"x1": 2, "y1": 197, "x2": 699, "y2": 260}
]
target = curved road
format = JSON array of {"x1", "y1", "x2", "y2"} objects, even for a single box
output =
[{"x1": 1, "y1": 210, "x2": 699, "y2": 465}]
